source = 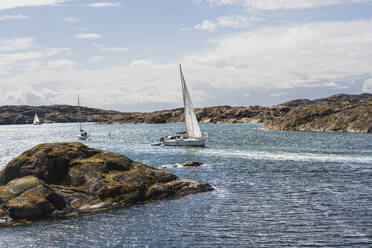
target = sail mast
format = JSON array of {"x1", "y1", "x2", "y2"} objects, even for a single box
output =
[
  {"x1": 78, "y1": 94, "x2": 82, "y2": 131},
  {"x1": 180, "y1": 65, "x2": 188, "y2": 135}
]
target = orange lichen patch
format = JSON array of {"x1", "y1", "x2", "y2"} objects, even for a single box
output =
[
  {"x1": 0, "y1": 176, "x2": 41, "y2": 203},
  {"x1": 71, "y1": 157, "x2": 105, "y2": 165},
  {"x1": 22, "y1": 192, "x2": 48, "y2": 205}
]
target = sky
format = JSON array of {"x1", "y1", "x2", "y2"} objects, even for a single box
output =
[{"x1": 0, "y1": 0, "x2": 372, "y2": 111}]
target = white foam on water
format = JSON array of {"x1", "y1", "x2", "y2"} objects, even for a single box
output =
[
  {"x1": 211, "y1": 186, "x2": 229, "y2": 199},
  {"x1": 161, "y1": 163, "x2": 212, "y2": 169},
  {"x1": 203, "y1": 148, "x2": 372, "y2": 164},
  {"x1": 161, "y1": 163, "x2": 183, "y2": 169}
]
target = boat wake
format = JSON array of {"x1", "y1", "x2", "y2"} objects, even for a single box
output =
[{"x1": 203, "y1": 149, "x2": 372, "y2": 164}]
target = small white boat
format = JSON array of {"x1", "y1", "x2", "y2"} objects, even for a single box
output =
[
  {"x1": 33, "y1": 113, "x2": 41, "y2": 125},
  {"x1": 77, "y1": 129, "x2": 88, "y2": 140},
  {"x1": 159, "y1": 65, "x2": 206, "y2": 147},
  {"x1": 76, "y1": 94, "x2": 89, "y2": 140}
]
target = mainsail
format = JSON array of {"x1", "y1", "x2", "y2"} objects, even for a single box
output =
[
  {"x1": 33, "y1": 114, "x2": 40, "y2": 124},
  {"x1": 180, "y1": 65, "x2": 202, "y2": 139}
]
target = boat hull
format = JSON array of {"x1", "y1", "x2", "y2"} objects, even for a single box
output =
[
  {"x1": 163, "y1": 138, "x2": 205, "y2": 147},
  {"x1": 77, "y1": 135, "x2": 87, "y2": 140}
]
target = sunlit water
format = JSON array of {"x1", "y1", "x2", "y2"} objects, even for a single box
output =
[{"x1": 0, "y1": 123, "x2": 372, "y2": 247}]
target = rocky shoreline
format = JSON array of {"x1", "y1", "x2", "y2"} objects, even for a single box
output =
[
  {"x1": 0, "y1": 143, "x2": 213, "y2": 227},
  {"x1": 0, "y1": 104, "x2": 288, "y2": 125},
  {"x1": 0, "y1": 93, "x2": 371, "y2": 132},
  {"x1": 263, "y1": 94, "x2": 372, "y2": 133}
]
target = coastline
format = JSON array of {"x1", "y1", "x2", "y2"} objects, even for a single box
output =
[{"x1": 1, "y1": 93, "x2": 371, "y2": 133}]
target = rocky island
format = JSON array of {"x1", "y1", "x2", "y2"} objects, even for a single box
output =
[
  {"x1": 263, "y1": 93, "x2": 372, "y2": 132},
  {"x1": 0, "y1": 93, "x2": 371, "y2": 132},
  {"x1": 0, "y1": 143, "x2": 213, "y2": 227}
]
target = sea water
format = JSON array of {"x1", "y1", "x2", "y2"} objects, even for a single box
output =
[{"x1": 0, "y1": 123, "x2": 371, "y2": 247}]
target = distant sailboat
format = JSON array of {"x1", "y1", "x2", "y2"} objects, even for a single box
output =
[
  {"x1": 33, "y1": 113, "x2": 41, "y2": 125},
  {"x1": 160, "y1": 65, "x2": 206, "y2": 147},
  {"x1": 76, "y1": 94, "x2": 88, "y2": 140}
]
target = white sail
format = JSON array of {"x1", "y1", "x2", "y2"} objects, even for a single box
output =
[
  {"x1": 33, "y1": 114, "x2": 40, "y2": 124},
  {"x1": 180, "y1": 65, "x2": 202, "y2": 139}
]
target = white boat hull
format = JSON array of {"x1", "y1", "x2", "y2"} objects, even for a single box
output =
[
  {"x1": 77, "y1": 135, "x2": 87, "y2": 140},
  {"x1": 77, "y1": 130, "x2": 88, "y2": 140},
  {"x1": 163, "y1": 138, "x2": 205, "y2": 147}
]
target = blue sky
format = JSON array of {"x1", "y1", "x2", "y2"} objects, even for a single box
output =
[{"x1": 1, "y1": 0, "x2": 372, "y2": 111}]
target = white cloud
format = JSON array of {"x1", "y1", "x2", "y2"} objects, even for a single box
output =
[
  {"x1": 0, "y1": 0, "x2": 65, "y2": 11},
  {"x1": 0, "y1": 60, "x2": 181, "y2": 108},
  {"x1": 184, "y1": 15, "x2": 262, "y2": 31},
  {"x1": 0, "y1": 49, "x2": 67, "y2": 69},
  {"x1": 47, "y1": 59, "x2": 75, "y2": 68},
  {"x1": 0, "y1": 37, "x2": 69, "y2": 75},
  {"x1": 324, "y1": 82, "x2": 339, "y2": 87},
  {"x1": 102, "y1": 46, "x2": 128, "y2": 52},
  {"x1": 92, "y1": 43, "x2": 128, "y2": 52},
  {"x1": 196, "y1": 0, "x2": 372, "y2": 10},
  {"x1": 74, "y1": 27, "x2": 88, "y2": 31},
  {"x1": 75, "y1": 33, "x2": 102, "y2": 39},
  {"x1": 362, "y1": 78, "x2": 372, "y2": 92},
  {"x1": 189, "y1": 20, "x2": 216, "y2": 31},
  {"x1": 0, "y1": 15, "x2": 28, "y2": 21},
  {"x1": 88, "y1": 2, "x2": 119, "y2": 8},
  {"x1": 0, "y1": 37, "x2": 34, "y2": 52},
  {"x1": 89, "y1": 56, "x2": 104, "y2": 62},
  {"x1": 1, "y1": 20, "x2": 372, "y2": 109},
  {"x1": 183, "y1": 19, "x2": 372, "y2": 90},
  {"x1": 64, "y1": 17, "x2": 78, "y2": 23},
  {"x1": 269, "y1": 92, "x2": 286, "y2": 97},
  {"x1": 1, "y1": 85, "x2": 58, "y2": 106},
  {"x1": 334, "y1": 85, "x2": 350, "y2": 90}
]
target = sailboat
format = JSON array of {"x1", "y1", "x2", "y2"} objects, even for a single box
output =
[
  {"x1": 160, "y1": 65, "x2": 206, "y2": 147},
  {"x1": 33, "y1": 113, "x2": 41, "y2": 125},
  {"x1": 76, "y1": 94, "x2": 88, "y2": 140}
]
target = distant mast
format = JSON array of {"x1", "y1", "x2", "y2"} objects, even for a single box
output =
[
  {"x1": 76, "y1": 94, "x2": 88, "y2": 140},
  {"x1": 78, "y1": 94, "x2": 82, "y2": 131}
]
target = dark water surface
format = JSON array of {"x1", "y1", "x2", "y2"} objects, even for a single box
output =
[{"x1": 0, "y1": 123, "x2": 371, "y2": 247}]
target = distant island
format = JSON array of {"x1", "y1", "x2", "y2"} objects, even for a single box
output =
[
  {"x1": 263, "y1": 93, "x2": 372, "y2": 133},
  {"x1": 0, "y1": 93, "x2": 371, "y2": 133}
]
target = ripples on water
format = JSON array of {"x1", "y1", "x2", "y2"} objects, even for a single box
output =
[{"x1": 0, "y1": 123, "x2": 371, "y2": 247}]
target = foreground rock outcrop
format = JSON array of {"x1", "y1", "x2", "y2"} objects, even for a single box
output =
[
  {"x1": 0, "y1": 143, "x2": 213, "y2": 227},
  {"x1": 263, "y1": 95, "x2": 372, "y2": 132}
]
